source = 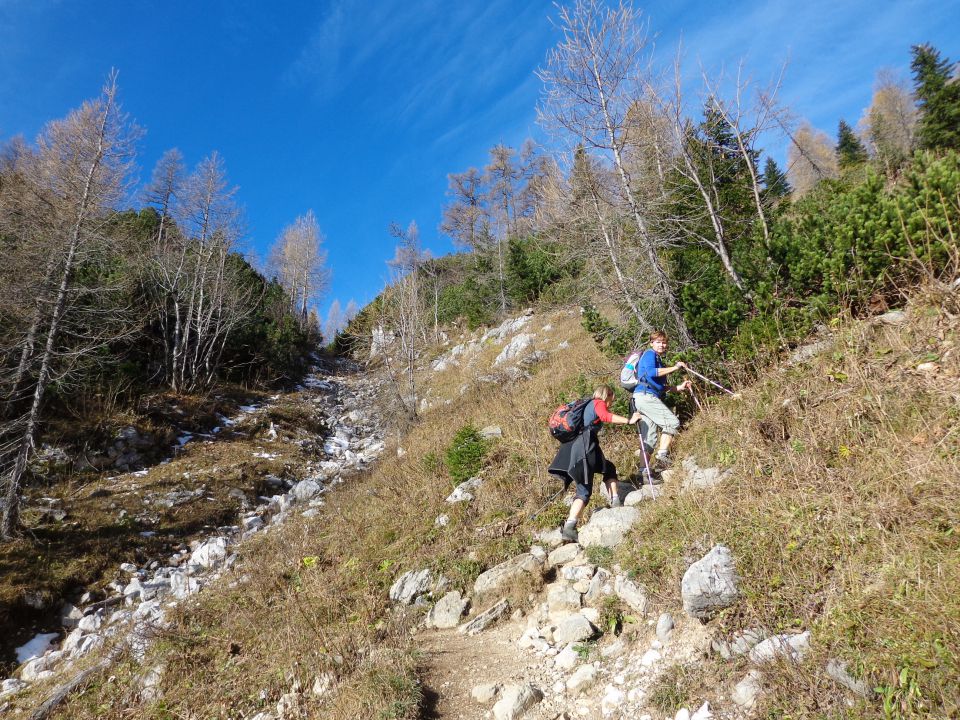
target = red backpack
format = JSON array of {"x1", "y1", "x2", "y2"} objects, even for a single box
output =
[{"x1": 548, "y1": 397, "x2": 592, "y2": 442}]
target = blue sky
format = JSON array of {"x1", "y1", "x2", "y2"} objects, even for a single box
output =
[{"x1": 1, "y1": 0, "x2": 958, "y2": 324}]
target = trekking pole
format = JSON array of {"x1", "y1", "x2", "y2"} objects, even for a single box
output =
[
  {"x1": 687, "y1": 384, "x2": 703, "y2": 412},
  {"x1": 635, "y1": 414, "x2": 658, "y2": 500},
  {"x1": 684, "y1": 366, "x2": 737, "y2": 396},
  {"x1": 530, "y1": 486, "x2": 566, "y2": 521}
]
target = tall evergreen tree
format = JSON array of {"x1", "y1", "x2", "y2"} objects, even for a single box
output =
[
  {"x1": 762, "y1": 157, "x2": 791, "y2": 198},
  {"x1": 836, "y1": 119, "x2": 868, "y2": 168},
  {"x1": 911, "y1": 43, "x2": 960, "y2": 151}
]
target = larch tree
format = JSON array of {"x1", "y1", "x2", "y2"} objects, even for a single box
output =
[
  {"x1": 383, "y1": 221, "x2": 428, "y2": 419},
  {"x1": 1, "y1": 72, "x2": 138, "y2": 538},
  {"x1": 168, "y1": 153, "x2": 252, "y2": 391},
  {"x1": 538, "y1": 0, "x2": 691, "y2": 344},
  {"x1": 269, "y1": 210, "x2": 330, "y2": 327},
  {"x1": 859, "y1": 69, "x2": 917, "y2": 173},
  {"x1": 786, "y1": 122, "x2": 839, "y2": 197}
]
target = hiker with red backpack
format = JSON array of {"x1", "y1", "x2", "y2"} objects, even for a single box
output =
[
  {"x1": 547, "y1": 385, "x2": 641, "y2": 543},
  {"x1": 620, "y1": 331, "x2": 691, "y2": 473}
]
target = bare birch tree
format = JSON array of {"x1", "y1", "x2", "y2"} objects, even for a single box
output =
[
  {"x1": 538, "y1": 0, "x2": 691, "y2": 344},
  {"x1": 1, "y1": 72, "x2": 138, "y2": 538}
]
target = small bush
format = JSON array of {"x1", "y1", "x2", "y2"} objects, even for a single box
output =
[{"x1": 444, "y1": 425, "x2": 489, "y2": 484}]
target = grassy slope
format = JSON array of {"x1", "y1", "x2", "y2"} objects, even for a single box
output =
[{"x1": 34, "y1": 292, "x2": 959, "y2": 719}]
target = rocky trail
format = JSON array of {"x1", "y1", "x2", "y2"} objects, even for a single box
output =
[{"x1": 0, "y1": 357, "x2": 387, "y2": 712}]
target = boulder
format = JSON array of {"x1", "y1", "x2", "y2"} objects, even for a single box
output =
[
  {"x1": 614, "y1": 575, "x2": 647, "y2": 614},
  {"x1": 473, "y1": 554, "x2": 543, "y2": 598},
  {"x1": 553, "y1": 614, "x2": 596, "y2": 645},
  {"x1": 584, "y1": 568, "x2": 613, "y2": 605},
  {"x1": 493, "y1": 683, "x2": 543, "y2": 720},
  {"x1": 426, "y1": 591, "x2": 468, "y2": 629},
  {"x1": 656, "y1": 613, "x2": 674, "y2": 642},
  {"x1": 624, "y1": 486, "x2": 658, "y2": 505},
  {"x1": 547, "y1": 584, "x2": 582, "y2": 616},
  {"x1": 553, "y1": 644, "x2": 580, "y2": 670},
  {"x1": 472, "y1": 682, "x2": 502, "y2": 703},
  {"x1": 578, "y1": 507, "x2": 640, "y2": 548},
  {"x1": 290, "y1": 479, "x2": 323, "y2": 502},
  {"x1": 389, "y1": 568, "x2": 433, "y2": 605},
  {"x1": 826, "y1": 659, "x2": 870, "y2": 697},
  {"x1": 493, "y1": 333, "x2": 534, "y2": 367},
  {"x1": 560, "y1": 563, "x2": 595, "y2": 584},
  {"x1": 190, "y1": 538, "x2": 228, "y2": 569},
  {"x1": 445, "y1": 477, "x2": 483, "y2": 503},
  {"x1": 731, "y1": 670, "x2": 763, "y2": 708},
  {"x1": 679, "y1": 457, "x2": 732, "y2": 491},
  {"x1": 480, "y1": 426, "x2": 503, "y2": 439},
  {"x1": 459, "y1": 599, "x2": 510, "y2": 635},
  {"x1": 547, "y1": 543, "x2": 581, "y2": 568},
  {"x1": 681, "y1": 544, "x2": 740, "y2": 620}
]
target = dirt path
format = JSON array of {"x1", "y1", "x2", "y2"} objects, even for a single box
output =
[{"x1": 418, "y1": 620, "x2": 562, "y2": 720}]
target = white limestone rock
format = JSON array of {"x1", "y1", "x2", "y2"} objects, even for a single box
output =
[
  {"x1": 493, "y1": 683, "x2": 543, "y2": 720},
  {"x1": 473, "y1": 553, "x2": 544, "y2": 598},
  {"x1": 578, "y1": 507, "x2": 640, "y2": 548},
  {"x1": 566, "y1": 664, "x2": 598, "y2": 694},
  {"x1": 681, "y1": 544, "x2": 740, "y2": 620},
  {"x1": 425, "y1": 591, "x2": 468, "y2": 629}
]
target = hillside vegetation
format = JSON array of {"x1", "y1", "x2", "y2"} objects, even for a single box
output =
[{"x1": 17, "y1": 281, "x2": 956, "y2": 719}]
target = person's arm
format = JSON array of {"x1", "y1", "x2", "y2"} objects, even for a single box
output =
[
  {"x1": 656, "y1": 359, "x2": 687, "y2": 377},
  {"x1": 595, "y1": 399, "x2": 638, "y2": 425}
]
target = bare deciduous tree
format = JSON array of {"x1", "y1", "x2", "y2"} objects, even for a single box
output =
[
  {"x1": 166, "y1": 153, "x2": 253, "y2": 391},
  {"x1": 538, "y1": 0, "x2": 691, "y2": 343},
  {"x1": 859, "y1": 69, "x2": 918, "y2": 173},
  {"x1": 382, "y1": 221, "x2": 428, "y2": 419},
  {"x1": 1, "y1": 72, "x2": 138, "y2": 537},
  {"x1": 786, "y1": 122, "x2": 839, "y2": 197},
  {"x1": 269, "y1": 210, "x2": 330, "y2": 326}
]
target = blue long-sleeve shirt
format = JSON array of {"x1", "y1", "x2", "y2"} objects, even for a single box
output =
[{"x1": 636, "y1": 348, "x2": 667, "y2": 398}]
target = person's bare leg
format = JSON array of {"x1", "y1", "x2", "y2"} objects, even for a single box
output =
[
  {"x1": 604, "y1": 479, "x2": 621, "y2": 507},
  {"x1": 567, "y1": 498, "x2": 584, "y2": 523},
  {"x1": 657, "y1": 433, "x2": 674, "y2": 456}
]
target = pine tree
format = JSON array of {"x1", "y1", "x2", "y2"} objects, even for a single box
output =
[
  {"x1": 836, "y1": 119, "x2": 868, "y2": 168},
  {"x1": 762, "y1": 157, "x2": 791, "y2": 198},
  {"x1": 911, "y1": 43, "x2": 960, "y2": 151}
]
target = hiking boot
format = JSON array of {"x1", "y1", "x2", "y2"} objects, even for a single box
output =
[
  {"x1": 561, "y1": 521, "x2": 579, "y2": 544},
  {"x1": 638, "y1": 468, "x2": 664, "y2": 486},
  {"x1": 610, "y1": 494, "x2": 623, "y2": 508},
  {"x1": 654, "y1": 452, "x2": 672, "y2": 468}
]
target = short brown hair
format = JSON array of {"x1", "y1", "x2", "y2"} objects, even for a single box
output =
[
  {"x1": 650, "y1": 330, "x2": 668, "y2": 343},
  {"x1": 593, "y1": 385, "x2": 615, "y2": 403}
]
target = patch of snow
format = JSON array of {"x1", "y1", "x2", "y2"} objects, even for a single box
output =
[{"x1": 16, "y1": 633, "x2": 59, "y2": 663}]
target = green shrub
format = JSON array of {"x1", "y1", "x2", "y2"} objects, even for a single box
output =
[
  {"x1": 444, "y1": 425, "x2": 489, "y2": 483},
  {"x1": 505, "y1": 236, "x2": 576, "y2": 304}
]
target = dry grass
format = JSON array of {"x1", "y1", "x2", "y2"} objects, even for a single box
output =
[{"x1": 616, "y1": 292, "x2": 960, "y2": 718}]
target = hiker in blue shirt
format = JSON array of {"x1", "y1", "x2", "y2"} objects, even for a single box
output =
[{"x1": 631, "y1": 331, "x2": 691, "y2": 468}]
